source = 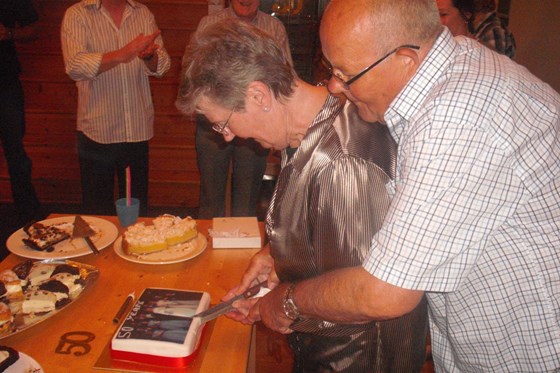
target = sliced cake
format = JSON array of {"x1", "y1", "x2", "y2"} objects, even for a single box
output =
[
  {"x1": 123, "y1": 223, "x2": 168, "y2": 255},
  {"x1": 22, "y1": 289, "x2": 57, "y2": 315}
]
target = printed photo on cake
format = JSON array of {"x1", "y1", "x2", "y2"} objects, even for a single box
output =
[{"x1": 115, "y1": 289, "x2": 203, "y2": 344}]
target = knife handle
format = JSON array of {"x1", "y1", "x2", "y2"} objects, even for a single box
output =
[{"x1": 84, "y1": 236, "x2": 100, "y2": 255}]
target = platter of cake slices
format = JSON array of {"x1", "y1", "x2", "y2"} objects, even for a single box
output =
[
  {"x1": 6, "y1": 216, "x2": 119, "y2": 260},
  {"x1": 113, "y1": 215, "x2": 207, "y2": 265},
  {"x1": 0, "y1": 346, "x2": 43, "y2": 372},
  {"x1": 0, "y1": 259, "x2": 99, "y2": 339}
]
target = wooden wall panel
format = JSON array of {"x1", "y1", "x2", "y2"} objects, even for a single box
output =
[{"x1": 0, "y1": 0, "x2": 207, "y2": 209}]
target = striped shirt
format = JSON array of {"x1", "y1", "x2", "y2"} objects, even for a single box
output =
[
  {"x1": 194, "y1": 7, "x2": 293, "y2": 67},
  {"x1": 364, "y1": 28, "x2": 560, "y2": 371},
  {"x1": 61, "y1": 0, "x2": 171, "y2": 144}
]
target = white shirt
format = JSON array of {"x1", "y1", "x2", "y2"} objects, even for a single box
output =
[
  {"x1": 61, "y1": 0, "x2": 171, "y2": 144},
  {"x1": 364, "y1": 29, "x2": 560, "y2": 371}
]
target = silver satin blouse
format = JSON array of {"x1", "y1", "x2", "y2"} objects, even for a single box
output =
[{"x1": 265, "y1": 95, "x2": 427, "y2": 372}]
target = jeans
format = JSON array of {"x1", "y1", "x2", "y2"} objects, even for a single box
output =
[
  {"x1": 195, "y1": 116, "x2": 268, "y2": 218},
  {"x1": 77, "y1": 132, "x2": 148, "y2": 216}
]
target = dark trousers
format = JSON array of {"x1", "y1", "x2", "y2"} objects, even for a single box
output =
[
  {"x1": 77, "y1": 132, "x2": 148, "y2": 216},
  {"x1": 0, "y1": 78, "x2": 40, "y2": 220},
  {"x1": 195, "y1": 116, "x2": 268, "y2": 218}
]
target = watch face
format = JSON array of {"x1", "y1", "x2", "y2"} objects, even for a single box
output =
[
  {"x1": 283, "y1": 284, "x2": 300, "y2": 320},
  {"x1": 283, "y1": 301, "x2": 297, "y2": 320},
  {"x1": 283, "y1": 297, "x2": 300, "y2": 320}
]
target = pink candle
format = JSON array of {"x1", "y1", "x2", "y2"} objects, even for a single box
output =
[{"x1": 126, "y1": 166, "x2": 131, "y2": 206}]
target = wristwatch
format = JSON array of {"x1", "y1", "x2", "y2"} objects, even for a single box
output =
[{"x1": 282, "y1": 283, "x2": 301, "y2": 321}]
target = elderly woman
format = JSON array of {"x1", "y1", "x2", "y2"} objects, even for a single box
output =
[{"x1": 176, "y1": 19, "x2": 427, "y2": 372}]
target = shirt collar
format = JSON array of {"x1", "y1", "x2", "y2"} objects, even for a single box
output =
[
  {"x1": 85, "y1": 0, "x2": 139, "y2": 10},
  {"x1": 384, "y1": 28, "x2": 457, "y2": 143},
  {"x1": 226, "y1": 6, "x2": 261, "y2": 25}
]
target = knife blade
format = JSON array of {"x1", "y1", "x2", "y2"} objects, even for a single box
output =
[
  {"x1": 193, "y1": 280, "x2": 268, "y2": 324},
  {"x1": 72, "y1": 215, "x2": 100, "y2": 255}
]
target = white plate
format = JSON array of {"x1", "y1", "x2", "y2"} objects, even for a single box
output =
[
  {"x1": 4, "y1": 351, "x2": 44, "y2": 372},
  {"x1": 6, "y1": 216, "x2": 119, "y2": 260},
  {"x1": 114, "y1": 234, "x2": 207, "y2": 265}
]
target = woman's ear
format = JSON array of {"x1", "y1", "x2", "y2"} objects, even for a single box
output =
[{"x1": 246, "y1": 81, "x2": 272, "y2": 111}]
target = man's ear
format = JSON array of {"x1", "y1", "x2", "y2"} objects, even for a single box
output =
[
  {"x1": 395, "y1": 47, "x2": 421, "y2": 75},
  {"x1": 246, "y1": 81, "x2": 271, "y2": 110}
]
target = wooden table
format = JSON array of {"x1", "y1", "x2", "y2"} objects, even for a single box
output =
[{"x1": 0, "y1": 215, "x2": 261, "y2": 372}]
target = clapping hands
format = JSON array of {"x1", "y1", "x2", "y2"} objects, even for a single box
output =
[{"x1": 120, "y1": 30, "x2": 161, "y2": 63}]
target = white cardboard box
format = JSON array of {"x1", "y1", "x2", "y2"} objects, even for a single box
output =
[{"x1": 211, "y1": 217, "x2": 261, "y2": 249}]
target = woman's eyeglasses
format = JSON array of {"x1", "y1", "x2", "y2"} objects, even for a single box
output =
[{"x1": 212, "y1": 106, "x2": 236, "y2": 134}]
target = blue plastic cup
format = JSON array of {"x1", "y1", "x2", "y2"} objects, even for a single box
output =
[{"x1": 115, "y1": 198, "x2": 140, "y2": 227}]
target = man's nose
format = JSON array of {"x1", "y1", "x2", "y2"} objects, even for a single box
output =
[{"x1": 327, "y1": 77, "x2": 346, "y2": 95}]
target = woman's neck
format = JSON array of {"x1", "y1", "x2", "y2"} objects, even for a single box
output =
[{"x1": 283, "y1": 78, "x2": 330, "y2": 148}]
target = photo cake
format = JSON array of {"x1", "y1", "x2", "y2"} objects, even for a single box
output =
[{"x1": 110, "y1": 288, "x2": 210, "y2": 367}]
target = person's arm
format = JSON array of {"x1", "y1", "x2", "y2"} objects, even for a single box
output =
[
  {"x1": 140, "y1": 11, "x2": 170, "y2": 76},
  {"x1": 61, "y1": 8, "x2": 106, "y2": 80},
  {"x1": 274, "y1": 21, "x2": 293, "y2": 67},
  {"x1": 251, "y1": 267, "x2": 424, "y2": 333}
]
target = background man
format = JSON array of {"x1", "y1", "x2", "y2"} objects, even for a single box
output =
[
  {"x1": 61, "y1": 0, "x2": 170, "y2": 216},
  {"x1": 189, "y1": 0, "x2": 293, "y2": 218},
  {"x1": 0, "y1": 0, "x2": 42, "y2": 224}
]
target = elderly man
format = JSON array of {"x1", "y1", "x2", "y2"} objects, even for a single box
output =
[
  {"x1": 190, "y1": 0, "x2": 292, "y2": 219},
  {"x1": 233, "y1": 0, "x2": 560, "y2": 371}
]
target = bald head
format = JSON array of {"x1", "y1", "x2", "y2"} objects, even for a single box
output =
[
  {"x1": 320, "y1": 0, "x2": 443, "y2": 123},
  {"x1": 321, "y1": 0, "x2": 442, "y2": 57}
]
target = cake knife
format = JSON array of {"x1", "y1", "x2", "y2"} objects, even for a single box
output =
[{"x1": 193, "y1": 280, "x2": 269, "y2": 324}]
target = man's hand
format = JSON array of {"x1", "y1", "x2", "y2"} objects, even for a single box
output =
[
  {"x1": 118, "y1": 30, "x2": 161, "y2": 63},
  {"x1": 138, "y1": 43, "x2": 159, "y2": 61},
  {"x1": 99, "y1": 30, "x2": 161, "y2": 74}
]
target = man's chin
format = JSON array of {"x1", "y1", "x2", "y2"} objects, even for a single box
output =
[{"x1": 356, "y1": 106, "x2": 382, "y2": 123}]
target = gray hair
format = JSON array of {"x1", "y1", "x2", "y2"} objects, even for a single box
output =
[{"x1": 176, "y1": 18, "x2": 295, "y2": 114}]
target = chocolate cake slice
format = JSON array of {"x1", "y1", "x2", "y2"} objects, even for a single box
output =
[
  {"x1": 51, "y1": 264, "x2": 80, "y2": 277},
  {"x1": 12, "y1": 260, "x2": 33, "y2": 283},
  {"x1": 22, "y1": 222, "x2": 70, "y2": 252}
]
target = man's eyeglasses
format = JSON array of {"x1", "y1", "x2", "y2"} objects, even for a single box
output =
[
  {"x1": 322, "y1": 44, "x2": 420, "y2": 90},
  {"x1": 212, "y1": 106, "x2": 236, "y2": 134}
]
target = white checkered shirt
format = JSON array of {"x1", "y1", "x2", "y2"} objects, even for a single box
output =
[{"x1": 363, "y1": 28, "x2": 560, "y2": 371}]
